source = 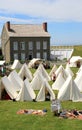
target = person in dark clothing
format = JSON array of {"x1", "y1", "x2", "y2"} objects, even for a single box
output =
[{"x1": 45, "y1": 89, "x2": 50, "y2": 101}]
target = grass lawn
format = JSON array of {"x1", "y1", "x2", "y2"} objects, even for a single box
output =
[
  {"x1": 0, "y1": 100, "x2": 82, "y2": 130},
  {"x1": 0, "y1": 66, "x2": 81, "y2": 130}
]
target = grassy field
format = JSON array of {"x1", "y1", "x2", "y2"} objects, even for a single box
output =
[
  {"x1": 0, "y1": 100, "x2": 82, "y2": 130},
  {"x1": 0, "y1": 66, "x2": 82, "y2": 130},
  {"x1": 72, "y1": 45, "x2": 82, "y2": 57}
]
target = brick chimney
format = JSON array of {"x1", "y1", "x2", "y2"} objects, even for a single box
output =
[
  {"x1": 6, "y1": 21, "x2": 10, "y2": 31},
  {"x1": 43, "y1": 22, "x2": 47, "y2": 32}
]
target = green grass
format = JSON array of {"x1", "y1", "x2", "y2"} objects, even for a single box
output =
[
  {"x1": 72, "y1": 45, "x2": 82, "y2": 57},
  {"x1": 71, "y1": 67, "x2": 79, "y2": 78},
  {"x1": 0, "y1": 101, "x2": 82, "y2": 130},
  {"x1": 30, "y1": 68, "x2": 36, "y2": 74}
]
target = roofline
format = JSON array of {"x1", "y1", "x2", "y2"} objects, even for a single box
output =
[{"x1": 9, "y1": 36, "x2": 51, "y2": 38}]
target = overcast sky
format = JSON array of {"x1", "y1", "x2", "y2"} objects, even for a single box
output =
[{"x1": 0, "y1": 0, "x2": 82, "y2": 45}]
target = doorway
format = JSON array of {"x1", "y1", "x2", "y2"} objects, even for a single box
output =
[{"x1": 28, "y1": 52, "x2": 33, "y2": 60}]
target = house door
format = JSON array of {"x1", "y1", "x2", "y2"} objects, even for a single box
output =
[{"x1": 29, "y1": 52, "x2": 33, "y2": 60}]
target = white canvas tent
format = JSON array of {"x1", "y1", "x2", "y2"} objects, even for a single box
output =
[
  {"x1": 55, "y1": 65, "x2": 68, "y2": 79},
  {"x1": 74, "y1": 70, "x2": 82, "y2": 92},
  {"x1": 1, "y1": 76, "x2": 17, "y2": 100},
  {"x1": 11, "y1": 59, "x2": 22, "y2": 70},
  {"x1": 1, "y1": 76, "x2": 36, "y2": 101},
  {"x1": 16, "y1": 79, "x2": 36, "y2": 101},
  {"x1": 36, "y1": 79, "x2": 55, "y2": 101},
  {"x1": 0, "y1": 60, "x2": 5, "y2": 65},
  {"x1": 34, "y1": 64, "x2": 50, "y2": 81},
  {"x1": 18, "y1": 63, "x2": 33, "y2": 81},
  {"x1": 49, "y1": 64, "x2": 57, "y2": 78},
  {"x1": 65, "y1": 63, "x2": 74, "y2": 77},
  {"x1": 69, "y1": 56, "x2": 82, "y2": 67},
  {"x1": 16, "y1": 78, "x2": 36, "y2": 101},
  {"x1": 76, "y1": 65, "x2": 82, "y2": 75},
  {"x1": 30, "y1": 73, "x2": 44, "y2": 90},
  {"x1": 8, "y1": 70, "x2": 24, "y2": 91},
  {"x1": 24, "y1": 79, "x2": 36, "y2": 101},
  {"x1": 28, "y1": 58, "x2": 42, "y2": 68},
  {"x1": 57, "y1": 76, "x2": 82, "y2": 102},
  {"x1": 52, "y1": 72, "x2": 65, "y2": 90}
]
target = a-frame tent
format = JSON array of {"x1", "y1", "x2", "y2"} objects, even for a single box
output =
[
  {"x1": 55, "y1": 65, "x2": 68, "y2": 80},
  {"x1": 1, "y1": 76, "x2": 36, "y2": 101},
  {"x1": 76, "y1": 65, "x2": 82, "y2": 75},
  {"x1": 1, "y1": 76, "x2": 17, "y2": 100},
  {"x1": 65, "y1": 63, "x2": 74, "y2": 77},
  {"x1": 34, "y1": 64, "x2": 50, "y2": 81},
  {"x1": 11, "y1": 59, "x2": 22, "y2": 70},
  {"x1": 49, "y1": 64, "x2": 57, "y2": 77},
  {"x1": 8, "y1": 70, "x2": 24, "y2": 91},
  {"x1": 18, "y1": 63, "x2": 33, "y2": 81},
  {"x1": 52, "y1": 72, "x2": 65, "y2": 90},
  {"x1": 36, "y1": 79, "x2": 55, "y2": 101},
  {"x1": 30, "y1": 73, "x2": 44, "y2": 90},
  {"x1": 24, "y1": 79, "x2": 36, "y2": 101},
  {"x1": 74, "y1": 70, "x2": 82, "y2": 92},
  {"x1": 57, "y1": 76, "x2": 82, "y2": 102}
]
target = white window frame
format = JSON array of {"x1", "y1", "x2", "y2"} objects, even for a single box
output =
[
  {"x1": 21, "y1": 53, "x2": 25, "y2": 61},
  {"x1": 13, "y1": 41, "x2": 18, "y2": 50},
  {"x1": 43, "y1": 41, "x2": 47, "y2": 50},
  {"x1": 43, "y1": 52, "x2": 47, "y2": 60},
  {"x1": 28, "y1": 41, "x2": 33, "y2": 50},
  {"x1": 20, "y1": 42, "x2": 25, "y2": 50},
  {"x1": 36, "y1": 41, "x2": 40, "y2": 50},
  {"x1": 36, "y1": 52, "x2": 40, "y2": 58},
  {"x1": 14, "y1": 53, "x2": 18, "y2": 60}
]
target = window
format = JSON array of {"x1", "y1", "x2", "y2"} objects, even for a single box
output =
[
  {"x1": 21, "y1": 53, "x2": 25, "y2": 61},
  {"x1": 13, "y1": 41, "x2": 18, "y2": 50},
  {"x1": 43, "y1": 41, "x2": 47, "y2": 50},
  {"x1": 36, "y1": 41, "x2": 40, "y2": 50},
  {"x1": 28, "y1": 41, "x2": 33, "y2": 50},
  {"x1": 36, "y1": 52, "x2": 40, "y2": 58},
  {"x1": 20, "y1": 42, "x2": 25, "y2": 50},
  {"x1": 14, "y1": 53, "x2": 18, "y2": 60},
  {"x1": 43, "y1": 52, "x2": 47, "y2": 60}
]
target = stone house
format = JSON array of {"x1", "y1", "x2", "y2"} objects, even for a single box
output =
[{"x1": 1, "y1": 21, "x2": 50, "y2": 63}]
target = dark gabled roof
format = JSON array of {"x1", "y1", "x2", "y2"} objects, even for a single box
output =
[{"x1": 5, "y1": 23, "x2": 50, "y2": 37}]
